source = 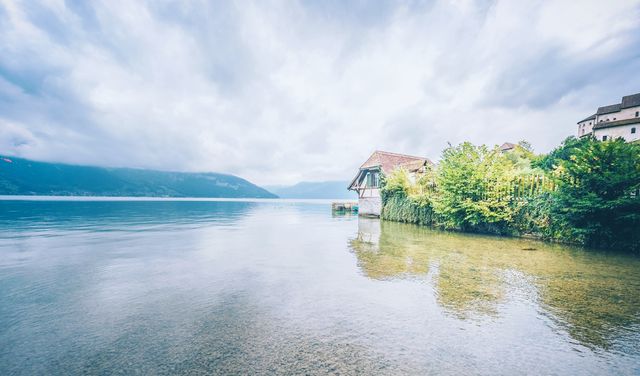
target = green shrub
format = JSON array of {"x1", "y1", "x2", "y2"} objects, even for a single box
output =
[
  {"x1": 380, "y1": 169, "x2": 411, "y2": 199},
  {"x1": 381, "y1": 194, "x2": 436, "y2": 226},
  {"x1": 540, "y1": 136, "x2": 640, "y2": 252},
  {"x1": 379, "y1": 138, "x2": 639, "y2": 253},
  {"x1": 432, "y1": 142, "x2": 515, "y2": 234}
]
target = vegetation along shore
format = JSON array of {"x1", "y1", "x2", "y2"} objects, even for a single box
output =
[{"x1": 379, "y1": 136, "x2": 640, "y2": 253}]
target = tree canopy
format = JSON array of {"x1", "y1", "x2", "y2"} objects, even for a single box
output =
[{"x1": 380, "y1": 137, "x2": 640, "y2": 253}]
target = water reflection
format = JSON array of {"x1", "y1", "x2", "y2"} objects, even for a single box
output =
[
  {"x1": 1, "y1": 200, "x2": 639, "y2": 374},
  {"x1": 349, "y1": 218, "x2": 640, "y2": 351},
  {"x1": 0, "y1": 200, "x2": 256, "y2": 232}
]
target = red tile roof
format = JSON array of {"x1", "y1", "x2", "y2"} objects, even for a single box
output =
[
  {"x1": 359, "y1": 150, "x2": 432, "y2": 174},
  {"x1": 499, "y1": 142, "x2": 516, "y2": 151}
]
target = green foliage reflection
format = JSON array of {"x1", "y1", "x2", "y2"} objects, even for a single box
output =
[{"x1": 349, "y1": 218, "x2": 640, "y2": 350}]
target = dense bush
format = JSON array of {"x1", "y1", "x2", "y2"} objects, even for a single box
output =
[
  {"x1": 380, "y1": 138, "x2": 640, "y2": 253},
  {"x1": 539, "y1": 136, "x2": 640, "y2": 252},
  {"x1": 432, "y1": 142, "x2": 516, "y2": 234},
  {"x1": 381, "y1": 190, "x2": 436, "y2": 225},
  {"x1": 380, "y1": 167, "x2": 439, "y2": 226}
]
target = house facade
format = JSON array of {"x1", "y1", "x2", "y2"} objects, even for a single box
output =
[
  {"x1": 577, "y1": 93, "x2": 640, "y2": 142},
  {"x1": 348, "y1": 151, "x2": 432, "y2": 217}
]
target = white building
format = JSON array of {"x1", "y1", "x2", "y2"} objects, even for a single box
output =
[
  {"x1": 348, "y1": 151, "x2": 432, "y2": 217},
  {"x1": 577, "y1": 93, "x2": 640, "y2": 142}
]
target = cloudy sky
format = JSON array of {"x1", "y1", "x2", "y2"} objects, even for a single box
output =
[{"x1": 1, "y1": 0, "x2": 639, "y2": 185}]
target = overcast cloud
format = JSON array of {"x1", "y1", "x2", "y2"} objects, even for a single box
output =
[{"x1": 1, "y1": 0, "x2": 639, "y2": 185}]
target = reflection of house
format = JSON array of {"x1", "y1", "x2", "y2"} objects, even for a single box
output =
[
  {"x1": 347, "y1": 150, "x2": 432, "y2": 217},
  {"x1": 354, "y1": 217, "x2": 381, "y2": 246},
  {"x1": 577, "y1": 93, "x2": 640, "y2": 142}
]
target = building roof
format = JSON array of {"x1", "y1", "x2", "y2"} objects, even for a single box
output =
[
  {"x1": 577, "y1": 114, "x2": 596, "y2": 124},
  {"x1": 499, "y1": 142, "x2": 516, "y2": 151},
  {"x1": 597, "y1": 103, "x2": 621, "y2": 115},
  {"x1": 348, "y1": 151, "x2": 432, "y2": 191},
  {"x1": 593, "y1": 93, "x2": 640, "y2": 116},
  {"x1": 621, "y1": 93, "x2": 640, "y2": 109},
  {"x1": 592, "y1": 117, "x2": 640, "y2": 130},
  {"x1": 398, "y1": 159, "x2": 430, "y2": 172},
  {"x1": 359, "y1": 150, "x2": 432, "y2": 174}
]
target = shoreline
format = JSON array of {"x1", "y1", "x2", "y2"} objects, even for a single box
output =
[{"x1": 0, "y1": 195, "x2": 357, "y2": 204}]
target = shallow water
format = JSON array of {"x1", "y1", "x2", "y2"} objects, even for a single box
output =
[{"x1": 0, "y1": 199, "x2": 639, "y2": 375}]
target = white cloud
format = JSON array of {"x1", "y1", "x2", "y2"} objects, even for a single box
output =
[{"x1": 0, "y1": 0, "x2": 639, "y2": 185}]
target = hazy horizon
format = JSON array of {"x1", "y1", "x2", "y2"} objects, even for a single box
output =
[
  {"x1": 1, "y1": 1, "x2": 639, "y2": 185},
  {"x1": 0, "y1": 152, "x2": 353, "y2": 187}
]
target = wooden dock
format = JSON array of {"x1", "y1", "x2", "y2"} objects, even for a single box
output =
[{"x1": 332, "y1": 202, "x2": 358, "y2": 213}]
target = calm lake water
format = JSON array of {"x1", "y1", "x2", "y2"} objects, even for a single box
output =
[{"x1": 1, "y1": 199, "x2": 639, "y2": 375}]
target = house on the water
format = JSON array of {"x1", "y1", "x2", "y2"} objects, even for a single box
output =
[
  {"x1": 577, "y1": 92, "x2": 640, "y2": 142},
  {"x1": 348, "y1": 151, "x2": 432, "y2": 217}
]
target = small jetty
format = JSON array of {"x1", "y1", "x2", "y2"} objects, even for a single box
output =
[{"x1": 332, "y1": 202, "x2": 358, "y2": 214}]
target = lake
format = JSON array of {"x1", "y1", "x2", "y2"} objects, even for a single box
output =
[{"x1": 1, "y1": 198, "x2": 639, "y2": 375}]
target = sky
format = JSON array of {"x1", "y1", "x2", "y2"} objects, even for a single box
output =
[{"x1": 1, "y1": 0, "x2": 639, "y2": 186}]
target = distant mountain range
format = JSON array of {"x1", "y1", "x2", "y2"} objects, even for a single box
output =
[
  {"x1": 264, "y1": 181, "x2": 357, "y2": 199},
  {"x1": 0, "y1": 155, "x2": 276, "y2": 198}
]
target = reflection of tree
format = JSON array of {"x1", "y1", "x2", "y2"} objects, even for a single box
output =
[
  {"x1": 349, "y1": 219, "x2": 504, "y2": 318},
  {"x1": 533, "y1": 259, "x2": 640, "y2": 351},
  {"x1": 348, "y1": 218, "x2": 640, "y2": 350},
  {"x1": 349, "y1": 218, "x2": 431, "y2": 280},
  {"x1": 435, "y1": 253, "x2": 504, "y2": 319}
]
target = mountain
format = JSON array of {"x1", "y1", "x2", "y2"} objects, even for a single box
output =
[
  {"x1": 264, "y1": 181, "x2": 357, "y2": 199},
  {"x1": 0, "y1": 155, "x2": 277, "y2": 198}
]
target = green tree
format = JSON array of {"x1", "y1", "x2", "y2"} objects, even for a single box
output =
[
  {"x1": 541, "y1": 136, "x2": 640, "y2": 252},
  {"x1": 380, "y1": 168, "x2": 411, "y2": 199},
  {"x1": 433, "y1": 142, "x2": 514, "y2": 234},
  {"x1": 532, "y1": 136, "x2": 586, "y2": 171}
]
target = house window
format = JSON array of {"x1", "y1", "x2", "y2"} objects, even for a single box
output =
[
  {"x1": 636, "y1": 111, "x2": 639, "y2": 117},
  {"x1": 366, "y1": 172, "x2": 379, "y2": 188},
  {"x1": 632, "y1": 127, "x2": 637, "y2": 134},
  {"x1": 602, "y1": 135, "x2": 608, "y2": 141}
]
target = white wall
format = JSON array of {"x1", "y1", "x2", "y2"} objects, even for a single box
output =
[
  {"x1": 595, "y1": 106, "x2": 640, "y2": 124},
  {"x1": 577, "y1": 120, "x2": 594, "y2": 136},
  {"x1": 615, "y1": 106, "x2": 640, "y2": 121},
  {"x1": 357, "y1": 217, "x2": 380, "y2": 244},
  {"x1": 593, "y1": 123, "x2": 639, "y2": 142},
  {"x1": 358, "y1": 187, "x2": 380, "y2": 198},
  {"x1": 358, "y1": 196, "x2": 381, "y2": 217},
  {"x1": 596, "y1": 112, "x2": 617, "y2": 123}
]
